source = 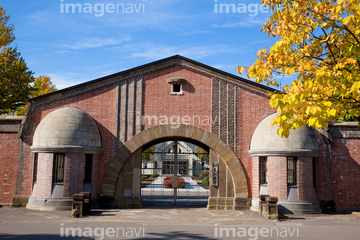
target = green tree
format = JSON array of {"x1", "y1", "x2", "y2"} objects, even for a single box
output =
[
  {"x1": 194, "y1": 146, "x2": 209, "y2": 170},
  {"x1": 142, "y1": 145, "x2": 157, "y2": 162},
  {"x1": 0, "y1": 4, "x2": 34, "y2": 115},
  {"x1": 238, "y1": 0, "x2": 360, "y2": 137},
  {"x1": 16, "y1": 75, "x2": 58, "y2": 115}
]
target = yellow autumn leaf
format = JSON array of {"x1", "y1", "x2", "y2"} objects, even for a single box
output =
[
  {"x1": 342, "y1": 15, "x2": 352, "y2": 25},
  {"x1": 237, "y1": 0, "x2": 360, "y2": 135},
  {"x1": 324, "y1": 101, "x2": 332, "y2": 107},
  {"x1": 237, "y1": 66, "x2": 244, "y2": 74},
  {"x1": 329, "y1": 109, "x2": 337, "y2": 116}
]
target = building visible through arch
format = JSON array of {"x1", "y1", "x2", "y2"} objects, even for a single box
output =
[
  {"x1": 102, "y1": 124, "x2": 249, "y2": 210},
  {"x1": 0, "y1": 55, "x2": 359, "y2": 213}
]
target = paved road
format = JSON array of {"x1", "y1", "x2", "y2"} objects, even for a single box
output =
[{"x1": 0, "y1": 206, "x2": 359, "y2": 240}]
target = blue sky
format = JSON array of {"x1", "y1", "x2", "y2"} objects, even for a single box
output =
[{"x1": 2, "y1": 0, "x2": 281, "y2": 90}]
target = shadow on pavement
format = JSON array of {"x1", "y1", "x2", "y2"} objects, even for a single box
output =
[
  {"x1": 135, "y1": 231, "x2": 217, "y2": 240},
  {"x1": 141, "y1": 201, "x2": 208, "y2": 209},
  {"x1": 0, "y1": 235, "x2": 93, "y2": 240}
]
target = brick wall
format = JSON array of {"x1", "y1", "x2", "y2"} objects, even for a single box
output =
[
  {"x1": 314, "y1": 125, "x2": 360, "y2": 211},
  {"x1": 330, "y1": 138, "x2": 360, "y2": 210},
  {"x1": 0, "y1": 133, "x2": 21, "y2": 205},
  {"x1": 313, "y1": 130, "x2": 330, "y2": 202},
  {"x1": 237, "y1": 88, "x2": 274, "y2": 198},
  {"x1": 143, "y1": 66, "x2": 212, "y2": 131}
]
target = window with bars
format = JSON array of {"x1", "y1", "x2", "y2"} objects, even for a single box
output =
[
  {"x1": 84, "y1": 154, "x2": 92, "y2": 183},
  {"x1": 259, "y1": 156, "x2": 267, "y2": 185},
  {"x1": 287, "y1": 157, "x2": 297, "y2": 186},
  {"x1": 53, "y1": 153, "x2": 65, "y2": 184},
  {"x1": 32, "y1": 153, "x2": 38, "y2": 188}
]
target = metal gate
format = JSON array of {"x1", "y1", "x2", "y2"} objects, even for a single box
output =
[{"x1": 140, "y1": 139, "x2": 210, "y2": 206}]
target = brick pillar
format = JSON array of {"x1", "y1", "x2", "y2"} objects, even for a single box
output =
[
  {"x1": 35, "y1": 153, "x2": 53, "y2": 198},
  {"x1": 252, "y1": 156, "x2": 260, "y2": 199},
  {"x1": 267, "y1": 156, "x2": 287, "y2": 201},
  {"x1": 298, "y1": 157, "x2": 315, "y2": 201},
  {"x1": 63, "y1": 153, "x2": 84, "y2": 198}
]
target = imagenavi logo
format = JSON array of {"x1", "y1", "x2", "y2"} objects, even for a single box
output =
[
  {"x1": 214, "y1": 0, "x2": 271, "y2": 17},
  {"x1": 60, "y1": 0, "x2": 147, "y2": 17}
]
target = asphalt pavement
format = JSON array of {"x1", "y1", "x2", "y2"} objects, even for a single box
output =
[{"x1": 0, "y1": 205, "x2": 359, "y2": 240}]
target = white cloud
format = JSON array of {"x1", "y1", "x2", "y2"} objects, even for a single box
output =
[
  {"x1": 63, "y1": 36, "x2": 132, "y2": 50},
  {"x1": 45, "y1": 73, "x2": 85, "y2": 90},
  {"x1": 212, "y1": 18, "x2": 267, "y2": 28},
  {"x1": 115, "y1": 42, "x2": 243, "y2": 60}
]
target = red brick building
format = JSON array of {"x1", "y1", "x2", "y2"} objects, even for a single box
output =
[{"x1": 0, "y1": 55, "x2": 359, "y2": 213}]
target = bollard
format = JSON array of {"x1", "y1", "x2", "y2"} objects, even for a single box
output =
[
  {"x1": 80, "y1": 192, "x2": 91, "y2": 215},
  {"x1": 72, "y1": 194, "x2": 85, "y2": 217},
  {"x1": 259, "y1": 195, "x2": 270, "y2": 215},
  {"x1": 262, "y1": 196, "x2": 279, "y2": 220}
]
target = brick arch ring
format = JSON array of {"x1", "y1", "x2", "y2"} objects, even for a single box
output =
[{"x1": 101, "y1": 124, "x2": 249, "y2": 198}]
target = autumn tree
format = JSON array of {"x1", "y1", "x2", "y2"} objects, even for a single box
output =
[
  {"x1": 238, "y1": 0, "x2": 360, "y2": 137},
  {"x1": 0, "y1": 5, "x2": 34, "y2": 115},
  {"x1": 16, "y1": 75, "x2": 58, "y2": 115},
  {"x1": 194, "y1": 146, "x2": 209, "y2": 170},
  {"x1": 142, "y1": 145, "x2": 157, "y2": 162}
]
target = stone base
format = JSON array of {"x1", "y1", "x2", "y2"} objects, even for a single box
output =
[
  {"x1": 251, "y1": 198, "x2": 321, "y2": 214},
  {"x1": 234, "y1": 198, "x2": 251, "y2": 210},
  {"x1": 278, "y1": 201, "x2": 321, "y2": 214},
  {"x1": 207, "y1": 197, "x2": 250, "y2": 210},
  {"x1": 26, "y1": 197, "x2": 73, "y2": 211},
  {"x1": 12, "y1": 195, "x2": 30, "y2": 207}
]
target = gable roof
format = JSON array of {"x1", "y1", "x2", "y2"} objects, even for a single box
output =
[
  {"x1": 29, "y1": 55, "x2": 276, "y2": 103},
  {"x1": 19, "y1": 55, "x2": 277, "y2": 140}
]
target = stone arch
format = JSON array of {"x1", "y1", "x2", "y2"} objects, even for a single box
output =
[{"x1": 102, "y1": 124, "x2": 248, "y2": 201}]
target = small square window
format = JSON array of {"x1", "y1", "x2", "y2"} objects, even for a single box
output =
[{"x1": 172, "y1": 83, "x2": 182, "y2": 94}]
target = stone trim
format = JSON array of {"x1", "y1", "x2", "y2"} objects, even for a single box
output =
[
  {"x1": 328, "y1": 122, "x2": 359, "y2": 127},
  {"x1": 167, "y1": 77, "x2": 187, "y2": 84},
  {"x1": 0, "y1": 116, "x2": 24, "y2": 121},
  {"x1": 0, "y1": 116, "x2": 23, "y2": 133},
  {"x1": 30, "y1": 146, "x2": 103, "y2": 154},
  {"x1": 328, "y1": 122, "x2": 360, "y2": 139},
  {"x1": 249, "y1": 149, "x2": 319, "y2": 157},
  {"x1": 101, "y1": 124, "x2": 249, "y2": 198}
]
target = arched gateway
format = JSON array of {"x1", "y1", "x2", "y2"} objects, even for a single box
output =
[{"x1": 102, "y1": 124, "x2": 250, "y2": 210}]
